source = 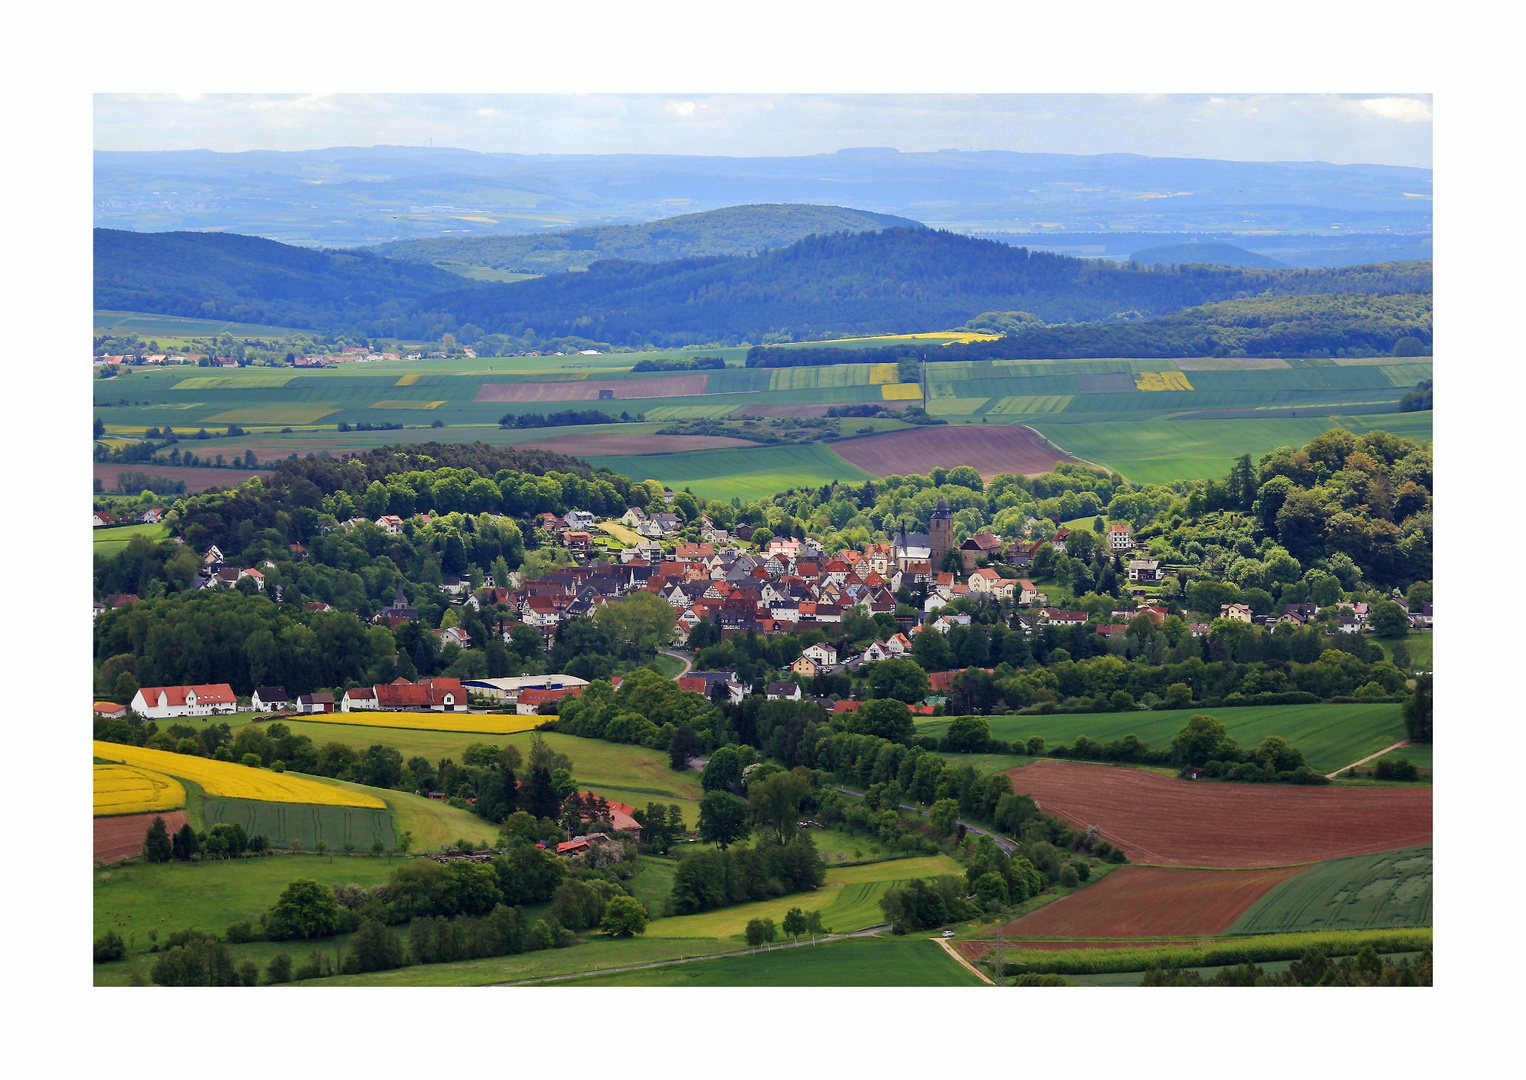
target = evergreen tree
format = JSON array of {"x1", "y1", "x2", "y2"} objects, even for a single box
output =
[{"x1": 142, "y1": 815, "x2": 173, "y2": 862}]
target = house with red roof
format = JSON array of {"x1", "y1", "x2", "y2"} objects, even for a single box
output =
[
  {"x1": 130, "y1": 683, "x2": 238, "y2": 719},
  {"x1": 516, "y1": 686, "x2": 581, "y2": 715}
]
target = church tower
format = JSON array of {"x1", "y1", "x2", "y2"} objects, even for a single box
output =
[{"x1": 929, "y1": 496, "x2": 954, "y2": 572}]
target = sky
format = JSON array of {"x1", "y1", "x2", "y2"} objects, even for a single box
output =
[{"x1": 93, "y1": 93, "x2": 1433, "y2": 169}]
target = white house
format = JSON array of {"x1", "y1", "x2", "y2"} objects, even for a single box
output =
[
  {"x1": 250, "y1": 686, "x2": 289, "y2": 712},
  {"x1": 130, "y1": 683, "x2": 238, "y2": 719},
  {"x1": 801, "y1": 642, "x2": 838, "y2": 667},
  {"x1": 341, "y1": 687, "x2": 377, "y2": 712},
  {"x1": 376, "y1": 515, "x2": 404, "y2": 534}
]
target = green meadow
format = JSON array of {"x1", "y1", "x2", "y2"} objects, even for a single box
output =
[
  {"x1": 1228, "y1": 847, "x2": 1432, "y2": 935},
  {"x1": 587, "y1": 442, "x2": 874, "y2": 501},
  {"x1": 918, "y1": 702, "x2": 1408, "y2": 776},
  {"x1": 560, "y1": 935, "x2": 982, "y2": 987}
]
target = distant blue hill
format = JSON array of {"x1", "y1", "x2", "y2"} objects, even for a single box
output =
[{"x1": 1129, "y1": 242, "x2": 1287, "y2": 269}]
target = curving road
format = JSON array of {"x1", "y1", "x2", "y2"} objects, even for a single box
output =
[{"x1": 658, "y1": 649, "x2": 693, "y2": 679}]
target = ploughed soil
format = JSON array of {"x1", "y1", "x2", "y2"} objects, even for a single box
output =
[
  {"x1": 832, "y1": 424, "x2": 1077, "y2": 480},
  {"x1": 95, "y1": 810, "x2": 189, "y2": 863},
  {"x1": 1005, "y1": 759, "x2": 1433, "y2": 869},
  {"x1": 94, "y1": 464, "x2": 269, "y2": 493},
  {"x1": 474, "y1": 374, "x2": 709, "y2": 402},
  {"x1": 520, "y1": 433, "x2": 755, "y2": 455},
  {"x1": 987, "y1": 865, "x2": 1304, "y2": 939}
]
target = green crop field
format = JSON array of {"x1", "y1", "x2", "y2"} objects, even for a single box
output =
[
  {"x1": 93, "y1": 850, "x2": 397, "y2": 946},
  {"x1": 561, "y1": 935, "x2": 982, "y2": 986},
  {"x1": 95, "y1": 309, "x2": 311, "y2": 341},
  {"x1": 291, "y1": 777, "x2": 504, "y2": 852},
  {"x1": 917, "y1": 702, "x2": 1408, "y2": 776},
  {"x1": 202, "y1": 796, "x2": 397, "y2": 851},
  {"x1": 646, "y1": 854, "x2": 962, "y2": 940},
  {"x1": 92, "y1": 521, "x2": 170, "y2": 557},
  {"x1": 1228, "y1": 847, "x2": 1433, "y2": 935},
  {"x1": 1033, "y1": 412, "x2": 1432, "y2": 484},
  {"x1": 585, "y1": 442, "x2": 873, "y2": 500},
  {"x1": 1361, "y1": 743, "x2": 1432, "y2": 772}
]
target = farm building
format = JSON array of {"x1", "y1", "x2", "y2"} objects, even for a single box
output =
[
  {"x1": 295, "y1": 692, "x2": 335, "y2": 714},
  {"x1": 130, "y1": 683, "x2": 238, "y2": 719},
  {"x1": 516, "y1": 686, "x2": 582, "y2": 715},
  {"x1": 373, "y1": 677, "x2": 466, "y2": 712},
  {"x1": 251, "y1": 686, "x2": 289, "y2": 712},
  {"x1": 93, "y1": 701, "x2": 127, "y2": 718},
  {"x1": 460, "y1": 674, "x2": 589, "y2": 705},
  {"x1": 341, "y1": 687, "x2": 377, "y2": 712}
]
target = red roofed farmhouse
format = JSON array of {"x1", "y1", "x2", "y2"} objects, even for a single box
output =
[{"x1": 130, "y1": 683, "x2": 238, "y2": 719}]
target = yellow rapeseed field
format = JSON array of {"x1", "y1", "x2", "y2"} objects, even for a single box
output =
[
  {"x1": 1134, "y1": 371, "x2": 1194, "y2": 392},
  {"x1": 93, "y1": 764, "x2": 186, "y2": 817},
  {"x1": 298, "y1": 712, "x2": 548, "y2": 735},
  {"x1": 881, "y1": 383, "x2": 923, "y2": 400},
  {"x1": 369, "y1": 399, "x2": 446, "y2": 410},
  {"x1": 395, "y1": 373, "x2": 422, "y2": 386},
  {"x1": 867, "y1": 363, "x2": 900, "y2": 385},
  {"x1": 92, "y1": 741, "x2": 386, "y2": 808}
]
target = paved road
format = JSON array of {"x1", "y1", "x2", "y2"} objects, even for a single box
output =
[
  {"x1": 833, "y1": 786, "x2": 1017, "y2": 854},
  {"x1": 492, "y1": 923, "x2": 891, "y2": 986},
  {"x1": 1326, "y1": 738, "x2": 1412, "y2": 779},
  {"x1": 658, "y1": 649, "x2": 693, "y2": 679}
]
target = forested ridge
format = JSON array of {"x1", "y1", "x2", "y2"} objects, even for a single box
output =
[
  {"x1": 748, "y1": 291, "x2": 1433, "y2": 365},
  {"x1": 371, "y1": 203, "x2": 923, "y2": 274},
  {"x1": 95, "y1": 226, "x2": 1431, "y2": 347}
]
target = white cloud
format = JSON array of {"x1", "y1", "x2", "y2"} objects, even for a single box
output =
[
  {"x1": 665, "y1": 100, "x2": 697, "y2": 118},
  {"x1": 1358, "y1": 96, "x2": 1432, "y2": 123}
]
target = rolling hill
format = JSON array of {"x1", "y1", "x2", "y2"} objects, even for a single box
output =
[
  {"x1": 371, "y1": 203, "x2": 923, "y2": 275},
  {"x1": 1129, "y1": 242, "x2": 1287, "y2": 270}
]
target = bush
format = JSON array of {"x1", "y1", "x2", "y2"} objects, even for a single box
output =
[
  {"x1": 1058, "y1": 863, "x2": 1080, "y2": 888},
  {"x1": 93, "y1": 930, "x2": 126, "y2": 963},
  {"x1": 264, "y1": 952, "x2": 293, "y2": 984},
  {"x1": 1373, "y1": 756, "x2": 1419, "y2": 781},
  {"x1": 225, "y1": 920, "x2": 258, "y2": 944}
]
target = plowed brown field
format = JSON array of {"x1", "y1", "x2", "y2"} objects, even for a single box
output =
[
  {"x1": 474, "y1": 374, "x2": 709, "y2": 402},
  {"x1": 832, "y1": 424, "x2": 1077, "y2": 479},
  {"x1": 94, "y1": 464, "x2": 270, "y2": 493},
  {"x1": 518, "y1": 433, "x2": 755, "y2": 455},
  {"x1": 1005, "y1": 759, "x2": 1432, "y2": 868},
  {"x1": 95, "y1": 810, "x2": 188, "y2": 863},
  {"x1": 990, "y1": 865, "x2": 1303, "y2": 939}
]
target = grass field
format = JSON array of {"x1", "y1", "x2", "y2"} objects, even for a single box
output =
[
  {"x1": 1033, "y1": 413, "x2": 1433, "y2": 484},
  {"x1": 93, "y1": 850, "x2": 397, "y2": 946},
  {"x1": 92, "y1": 521, "x2": 170, "y2": 557},
  {"x1": 93, "y1": 764, "x2": 186, "y2": 816},
  {"x1": 917, "y1": 703, "x2": 1407, "y2": 776},
  {"x1": 94, "y1": 309, "x2": 310, "y2": 341},
  {"x1": 93, "y1": 741, "x2": 386, "y2": 808},
  {"x1": 1367, "y1": 743, "x2": 1432, "y2": 771},
  {"x1": 296, "y1": 711, "x2": 548, "y2": 736},
  {"x1": 561, "y1": 935, "x2": 981, "y2": 986},
  {"x1": 1376, "y1": 630, "x2": 1433, "y2": 670},
  {"x1": 584, "y1": 442, "x2": 873, "y2": 501},
  {"x1": 1227, "y1": 847, "x2": 1432, "y2": 935},
  {"x1": 202, "y1": 796, "x2": 398, "y2": 851},
  {"x1": 645, "y1": 854, "x2": 963, "y2": 940}
]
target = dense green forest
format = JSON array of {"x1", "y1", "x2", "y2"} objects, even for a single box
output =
[
  {"x1": 429, "y1": 230, "x2": 1432, "y2": 347},
  {"x1": 748, "y1": 291, "x2": 1432, "y2": 365},
  {"x1": 93, "y1": 229, "x2": 464, "y2": 335},
  {"x1": 371, "y1": 204, "x2": 922, "y2": 275},
  {"x1": 95, "y1": 227, "x2": 1432, "y2": 348}
]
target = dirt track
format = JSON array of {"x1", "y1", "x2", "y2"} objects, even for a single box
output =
[{"x1": 1005, "y1": 759, "x2": 1432, "y2": 869}]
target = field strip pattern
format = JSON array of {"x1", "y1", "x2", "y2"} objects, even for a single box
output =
[
  {"x1": 295, "y1": 712, "x2": 547, "y2": 735},
  {"x1": 990, "y1": 865, "x2": 1304, "y2": 939},
  {"x1": 475, "y1": 374, "x2": 709, "y2": 402},
  {"x1": 94, "y1": 764, "x2": 186, "y2": 816},
  {"x1": 93, "y1": 740, "x2": 386, "y2": 808},
  {"x1": 1005, "y1": 759, "x2": 1432, "y2": 868}
]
